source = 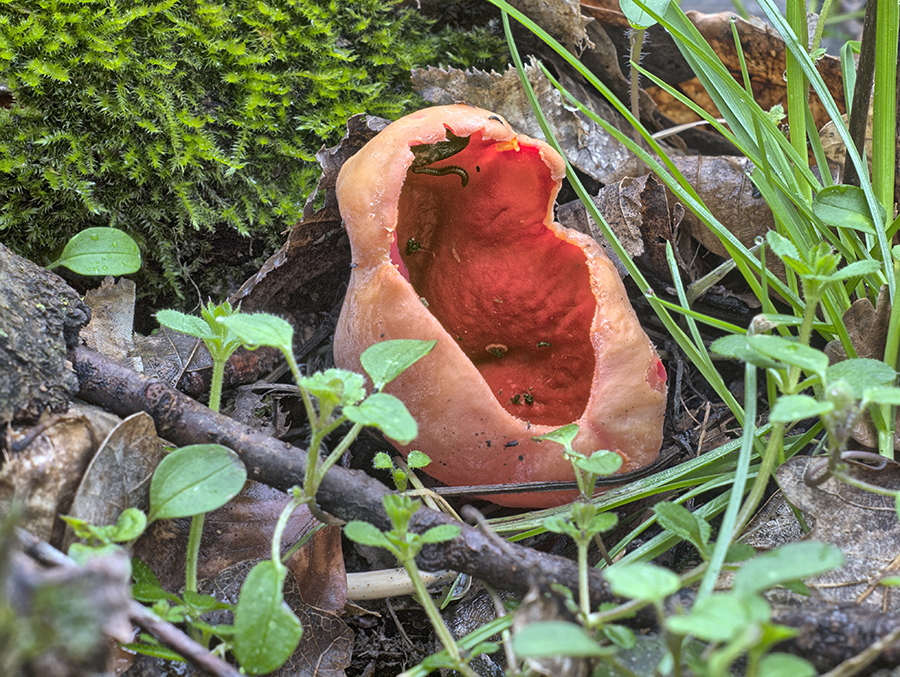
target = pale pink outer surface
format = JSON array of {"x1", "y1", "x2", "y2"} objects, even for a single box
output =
[{"x1": 333, "y1": 105, "x2": 666, "y2": 508}]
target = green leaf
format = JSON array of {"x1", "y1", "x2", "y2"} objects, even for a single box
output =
[
  {"x1": 360, "y1": 339, "x2": 437, "y2": 389},
  {"x1": 48, "y1": 227, "x2": 141, "y2": 275},
  {"x1": 813, "y1": 184, "x2": 879, "y2": 234},
  {"x1": 372, "y1": 451, "x2": 394, "y2": 469},
  {"x1": 233, "y1": 560, "x2": 302, "y2": 675},
  {"x1": 665, "y1": 593, "x2": 761, "y2": 642},
  {"x1": 826, "y1": 259, "x2": 884, "y2": 281},
  {"x1": 864, "y1": 386, "x2": 900, "y2": 406},
  {"x1": 343, "y1": 520, "x2": 392, "y2": 549},
  {"x1": 746, "y1": 335, "x2": 829, "y2": 377},
  {"x1": 733, "y1": 542, "x2": 844, "y2": 598},
  {"x1": 149, "y1": 445, "x2": 247, "y2": 521},
  {"x1": 407, "y1": 449, "x2": 431, "y2": 469},
  {"x1": 533, "y1": 423, "x2": 580, "y2": 455},
  {"x1": 653, "y1": 502, "x2": 711, "y2": 558},
  {"x1": 757, "y1": 653, "x2": 816, "y2": 677},
  {"x1": 155, "y1": 309, "x2": 213, "y2": 339},
  {"x1": 769, "y1": 395, "x2": 833, "y2": 422},
  {"x1": 602, "y1": 624, "x2": 636, "y2": 650},
  {"x1": 344, "y1": 393, "x2": 418, "y2": 444},
  {"x1": 827, "y1": 359, "x2": 896, "y2": 395},
  {"x1": 68, "y1": 542, "x2": 124, "y2": 565},
  {"x1": 219, "y1": 313, "x2": 293, "y2": 352},
  {"x1": 543, "y1": 514, "x2": 576, "y2": 536},
  {"x1": 111, "y1": 507, "x2": 147, "y2": 542},
  {"x1": 604, "y1": 562, "x2": 680, "y2": 603},
  {"x1": 574, "y1": 450, "x2": 622, "y2": 476},
  {"x1": 766, "y1": 231, "x2": 807, "y2": 273},
  {"x1": 420, "y1": 524, "x2": 461, "y2": 544},
  {"x1": 619, "y1": 0, "x2": 671, "y2": 29},
  {"x1": 512, "y1": 621, "x2": 614, "y2": 658},
  {"x1": 710, "y1": 334, "x2": 783, "y2": 369},
  {"x1": 299, "y1": 369, "x2": 366, "y2": 408}
]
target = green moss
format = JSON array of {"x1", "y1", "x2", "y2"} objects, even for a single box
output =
[{"x1": 0, "y1": 0, "x2": 506, "y2": 309}]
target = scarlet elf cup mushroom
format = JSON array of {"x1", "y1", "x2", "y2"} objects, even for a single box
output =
[{"x1": 333, "y1": 105, "x2": 666, "y2": 508}]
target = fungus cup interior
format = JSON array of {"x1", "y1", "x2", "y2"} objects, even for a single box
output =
[{"x1": 390, "y1": 127, "x2": 596, "y2": 427}]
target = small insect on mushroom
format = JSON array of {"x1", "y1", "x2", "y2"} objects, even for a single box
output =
[{"x1": 485, "y1": 343, "x2": 508, "y2": 358}]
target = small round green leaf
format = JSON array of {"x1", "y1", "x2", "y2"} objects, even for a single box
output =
[
  {"x1": 420, "y1": 524, "x2": 461, "y2": 544},
  {"x1": 757, "y1": 653, "x2": 816, "y2": 677},
  {"x1": 619, "y1": 0, "x2": 671, "y2": 28},
  {"x1": 219, "y1": 313, "x2": 293, "y2": 352},
  {"x1": 604, "y1": 562, "x2": 680, "y2": 603},
  {"x1": 733, "y1": 541, "x2": 844, "y2": 597},
  {"x1": 665, "y1": 594, "x2": 753, "y2": 642},
  {"x1": 407, "y1": 449, "x2": 431, "y2": 469},
  {"x1": 344, "y1": 392, "x2": 418, "y2": 444},
  {"x1": 300, "y1": 368, "x2": 366, "y2": 408},
  {"x1": 653, "y1": 502, "x2": 711, "y2": 557},
  {"x1": 360, "y1": 339, "x2": 437, "y2": 389},
  {"x1": 747, "y1": 334, "x2": 828, "y2": 377},
  {"x1": 533, "y1": 423, "x2": 579, "y2": 450},
  {"x1": 149, "y1": 444, "x2": 247, "y2": 521},
  {"x1": 48, "y1": 227, "x2": 141, "y2": 275},
  {"x1": 813, "y1": 184, "x2": 879, "y2": 233},
  {"x1": 343, "y1": 520, "x2": 392, "y2": 549},
  {"x1": 111, "y1": 507, "x2": 148, "y2": 542},
  {"x1": 827, "y1": 358, "x2": 896, "y2": 396},
  {"x1": 575, "y1": 450, "x2": 623, "y2": 476},
  {"x1": 233, "y1": 560, "x2": 302, "y2": 675},
  {"x1": 864, "y1": 386, "x2": 900, "y2": 406},
  {"x1": 513, "y1": 621, "x2": 614, "y2": 658},
  {"x1": 155, "y1": 309, "x2": 213, "y2": 339},
  {"x1": 769, "y1": 395, "x2": 833, "y2": 422}
]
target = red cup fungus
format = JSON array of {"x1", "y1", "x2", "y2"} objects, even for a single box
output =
[{"x1": 333, "y1": 105, "x2": 666, "y2": 508}]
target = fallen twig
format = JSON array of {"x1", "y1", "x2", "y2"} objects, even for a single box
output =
[{"x1": 73, "y1": 345, "x2": 617, "y2": 605}]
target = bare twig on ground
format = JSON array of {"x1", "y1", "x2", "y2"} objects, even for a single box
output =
[{"x1": 73, "y1": 345, "x2": 617, "y2": 606}]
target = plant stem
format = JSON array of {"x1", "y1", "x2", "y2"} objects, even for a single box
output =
[
  {"x1": 185, "y1": 513, "x2": 204, "y2": 594},
  {"x1": 272, "y1": 490, "x2": 308, "y2": 563},
  {"x1": 577, "y1": 538, "x2": 590, "y2": 618},
  {"x1": 208, "y1": 358, "x2": 225, "y2": 413},
  {"x1": 404, "y1": 555, "x2": 475, "y2": 676}
]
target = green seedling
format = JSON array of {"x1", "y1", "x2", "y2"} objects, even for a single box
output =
[
  {"x1": 373, "y1": 449, "x2": 432, "y2": 492},
  {"x1": 533, "y1": 424, "x2": 623, "y2": 616},
  {"x1": 156, "y1": 301, "x2": 243, "y2": 412},
  {"x1": 219, "y1": 312, "x2": 434, "y2": 499},
  {"x1": 47, "y1": 227, "x2": 141, "y2": 276},
  {"x1": 345, "y1": 494, "x2": 494, "y2": 676},
  {"x1": 70, "y1": 299, "x2": 433, "y2": 673}
]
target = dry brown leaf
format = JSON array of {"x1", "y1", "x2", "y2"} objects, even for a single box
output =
[
  {"x1": 288, "y1": 525, "x2": 353, "y2": 677},
  {"x1": 775, "y1": 456, "x2": 900, "y2": 611},
  {"x1": 823, "y1": 288, "x2": 900, "y2": 450},
  {"x1": 411, "y1": 62, "x2": 640, "y2": 185},
  {"x1": 81, "y1": 276, "x2": 141, "y2": 371},
  {"x1": 557, "y1": 174, "x2": 678, "y2": 281},
  {"x1": 63, "y1": 412, "x2": 164, "y2": 551},
  {"x1": 1, "y1": 402, "x2": 121, "y2": 545},
  {"x1": 668, "y1": 155, "x2": 775, "y2": 263},
  {"x1": 509, "y1": 0, "x2": 592, "y2": 53}
]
